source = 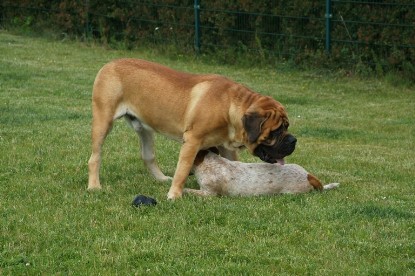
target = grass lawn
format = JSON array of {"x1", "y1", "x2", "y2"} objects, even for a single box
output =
[{"x1": 0, "y1": 31, "x2": 414, "y2": 274}]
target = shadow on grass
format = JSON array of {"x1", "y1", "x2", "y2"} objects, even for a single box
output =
[
  {"x1": 331, "y1": 203, "x2": 414, "y2": 220},
  {"x1": 352, "y1": 204, "x2": 414, "y2": 220}
]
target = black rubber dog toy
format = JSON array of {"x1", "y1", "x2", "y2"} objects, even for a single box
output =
[{"x1": 132, "y1": 195, "x2": 157, "y2": 207}]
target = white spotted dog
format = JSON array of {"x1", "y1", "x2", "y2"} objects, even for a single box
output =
[{"x1": 184, "y1": 149, "x2": 339, "y2": 197}]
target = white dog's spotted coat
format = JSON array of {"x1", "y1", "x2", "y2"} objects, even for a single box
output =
[{"x1": 185, "y1": 152, "x2": 339, "y2": 197}]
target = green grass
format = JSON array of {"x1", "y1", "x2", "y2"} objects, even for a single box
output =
[{"x1": 1, "y1": 31, "x2": 414, "y2": 275}]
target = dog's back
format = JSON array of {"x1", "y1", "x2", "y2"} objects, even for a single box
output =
[{"x1": 191, "y1": 151, "x2": 339, "y2": 196}]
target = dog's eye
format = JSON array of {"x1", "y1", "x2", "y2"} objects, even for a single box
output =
[
  {"x1": 279, "y1": 122, "x2": 289, "y2": 131},
  {"x1": 262, "y1": 137, "x2": 275, "y2": 146}
]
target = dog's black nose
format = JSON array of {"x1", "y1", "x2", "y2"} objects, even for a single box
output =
[{"x1": 286, "y1": 135, "x2": 297, "y2": 145}]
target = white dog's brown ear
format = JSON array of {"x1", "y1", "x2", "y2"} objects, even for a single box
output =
[
  {"x1": 194, "y1": 150, "x2": 210, "y2": 166},
  {"x1": 208, "y1": 147, "x2": 220, "y2": 155},
  {"x1": 242, "y1": 113, "x2": 266, "y2": 143}
]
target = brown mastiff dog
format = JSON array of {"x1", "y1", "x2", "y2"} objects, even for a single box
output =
[{"x1": 87, "y1": 58, "x2": 296, "y2": 199}]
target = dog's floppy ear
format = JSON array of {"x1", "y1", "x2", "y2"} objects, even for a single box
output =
[
  {"x1": 242, "y1": 112, "x2": 266, "y2": 143},
  {"x1": 208, "y1": 147, "x2": 220, "y2": 155},
  {"x1": 194, "y1": 148, "x2": 219, "y2": 166}
]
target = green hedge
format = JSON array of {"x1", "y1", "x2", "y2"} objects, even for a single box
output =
[{"x1": 2, "y1": 0, "x2": 414, "y2": 80}]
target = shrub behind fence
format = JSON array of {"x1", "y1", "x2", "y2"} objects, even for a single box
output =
[{"x1": 1, "y1": 0, "x2": 414, "y2": 80}]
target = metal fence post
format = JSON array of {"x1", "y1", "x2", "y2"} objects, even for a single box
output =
[
  {"x1": 85, "y1": 0, "x2": 90, "y2": 40},
  {"x1": 325, "y1": 0, "x2": 332, "y2": 54},
  {"x1": 194, "y1": 0, "x2": 201, "y2": 54}
]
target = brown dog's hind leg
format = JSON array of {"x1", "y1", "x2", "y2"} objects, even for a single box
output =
[
  {"x1": 126, "y1": 116, "x2": 172, "y2": 181},
  {"x1": 88, "y1": 105, "x2": 114, "y2": 190}
]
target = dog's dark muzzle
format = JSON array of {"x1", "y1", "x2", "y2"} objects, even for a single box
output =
[{"x1": 254, "y1": 133, "x2": 297, "y2": 164}]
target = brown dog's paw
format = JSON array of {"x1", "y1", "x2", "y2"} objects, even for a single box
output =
[
  {"x1": 167, "y1": 188, "x2": 183, "y2": 200},
  {"x1": 87, "y1": 185, "x2": 102, "y2": 191}
]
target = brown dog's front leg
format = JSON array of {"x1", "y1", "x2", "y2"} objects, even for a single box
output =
[{"x1": 167, "y1": 134, "x2": 201, "y2": 200}]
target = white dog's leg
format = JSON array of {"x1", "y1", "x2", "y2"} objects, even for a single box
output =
[{"x1": 183, "y1": 188, "x2": 216, "y2": 197}]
